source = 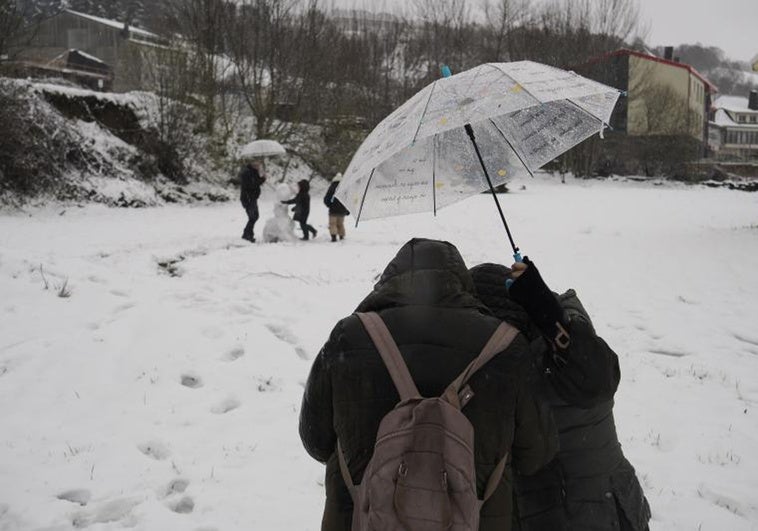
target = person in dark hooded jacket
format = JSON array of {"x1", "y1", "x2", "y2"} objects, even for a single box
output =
[
  {"x1": 469, "y1": 259, "x2": 651, "y2": 531},
  {"x1": 239, "y1": 160, "x2": 266, "y2": 242},
  {"x1": 300, "y1": 239, "x2": 558, "y2": 531},
  {"x1": 282, "y1": 179, "x2": 317, "y2": 240}
]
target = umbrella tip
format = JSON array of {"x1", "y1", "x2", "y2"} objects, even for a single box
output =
[{"x1": 441, "y1": 65, "x2": 452, "y2": 78}]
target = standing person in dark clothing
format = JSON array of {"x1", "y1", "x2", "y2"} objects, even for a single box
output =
[
  {"x1": 469, "y1": 260, "x2": 651, "y2": 531},
  {"x1": 300, "y1": 239, "x2": 558, "y2": 531},
  {"x1": 239, "y1": 159, "x2": 266, "y2": 242},
  {"x1": 323, "y1": 173, "x2": 349, "y2": 242},
  {"x1": 282, "y1": 179, "x2": 317, "y2": 240}
]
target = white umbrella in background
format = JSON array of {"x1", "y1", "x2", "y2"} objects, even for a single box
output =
[
  {"x1": 238, "y1": 139, "x2": 286, "y2": 159},
  {"x1": 336, "y1": 61, "x2": 620, "y2": 259}
]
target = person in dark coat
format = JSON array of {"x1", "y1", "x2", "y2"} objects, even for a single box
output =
[
  {"x1": 282, "y1": 179, "x2": 317, "y2": 240},
  {"x1": 469, "y1": 260, "x2": 651, "y2": 531},
  {"x1": 323, "y1": 173, "x2": 349, "y2": 242},
  {"x1": 300, "y1": 239, "x2": 559, "y2": 531},
  {"x1": 239, "y1": 160, "x2": 266, "y2": 242}
]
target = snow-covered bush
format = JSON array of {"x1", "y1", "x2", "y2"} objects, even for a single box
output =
[{"x1": 0, "y1": 78, "x2": 230, "y2": 206}]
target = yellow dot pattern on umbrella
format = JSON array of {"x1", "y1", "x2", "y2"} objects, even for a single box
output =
[
  {"x1": 510, "y1": 84, "x2": 523, "y2": 94},
  {"x1": 435, "y1": 182, "x2": 445, "y2": 189},
  {"x1": 439, "y1": 117, "x2": 448, "y2": 126},
  {"x1": 498, "y1": 169, "x2": 507, "y2": 177}
]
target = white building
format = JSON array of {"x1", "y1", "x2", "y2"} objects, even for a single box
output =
[{"x1": 708, "y1": 91, "x2": 758, "y2": 160}]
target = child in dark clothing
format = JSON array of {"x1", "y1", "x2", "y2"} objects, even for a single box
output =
[{"x1": 282, "y1": 179, "x2": 317, "y2": 240}]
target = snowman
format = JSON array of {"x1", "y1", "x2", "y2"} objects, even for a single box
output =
[{"x1": 262, "y1": 183, "x2": 298, "y2": 243}]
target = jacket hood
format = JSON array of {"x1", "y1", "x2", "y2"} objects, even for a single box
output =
[
  {"x1": 469, "y1": 263, "x2": 538, "y2": 340},
  {"x1": 356, "y1": 238, "x2": 487, "y2": 313}
]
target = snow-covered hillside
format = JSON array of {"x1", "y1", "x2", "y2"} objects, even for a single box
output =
[{"x1": 1, "y1": 175, "x2": 757, "y2": 530}]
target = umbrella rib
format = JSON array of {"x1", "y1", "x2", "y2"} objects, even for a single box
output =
[
  {"x1": 432, "y1": 136, "x2": 437, "y2": 216},
  {"x1": 411, "y1": 80, "x2": 438, "y2": 145},
  {"x1": 355, "y1": 168, "x2": 376, "y2": 228},
  {"x1": 488, "y1": 118, "x2": 535, "y2": 178}
]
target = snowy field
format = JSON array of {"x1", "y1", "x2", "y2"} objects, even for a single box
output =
[{"x1": 1, "y1": 175, "x2": 757, "y2": 530}]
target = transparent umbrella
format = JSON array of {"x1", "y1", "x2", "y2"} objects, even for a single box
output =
[
  {"x1": 335, "y1": 61, "x2": 620, "y2": 256},
  {"x1": 238, "y1": 139, "x2": 286, "y2": 159}
]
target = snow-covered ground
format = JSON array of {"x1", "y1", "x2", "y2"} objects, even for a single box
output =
[{"x1": 1, "y1": 175, "x2": 757, "y2": 530}]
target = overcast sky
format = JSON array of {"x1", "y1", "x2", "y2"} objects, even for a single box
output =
[
  {"x1": 333, "y1": 0, "x2": 757, "y2": 63},
  {"x1": 638, "y1": 0, "x2": 757, "y2": 62}
]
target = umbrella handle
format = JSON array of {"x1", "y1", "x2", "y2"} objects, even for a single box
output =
[
  {"x1": 505, "y1": 252, "x2": 523, "y2": 290},
  {"x1": 441, "y1": 65, "x2": 452, "y2": 78}
]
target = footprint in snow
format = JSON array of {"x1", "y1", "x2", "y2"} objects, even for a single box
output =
[
  {"x1": 734, "y1": 332, "x2": 758, "y2": 347},
  {"x1": 211, "y1": 397, "x2": 241, "y2": 414},
  {"x1": 113, "y1": 302, "x2": 136, "y2": 314},
  {"x1": 221, "y1": 346, "x2": 245, "y2": 362},
  {"x1": 649, "y1": 348, "x2": 688, "y2": 358},
  {"x1": 265, "y1": 323, "x2": 298, "y2": 344},
  {"x1": 72, "y1": 497, "x2": 140, "y2": 528},
  {"x1": 57, "y1": 489, "x2": 91, "y2": 506},
  {"x1": 266, "y1": 323, "x2": 309, "y2": 359},
  {"x1": 180, "y1": 373, "x2": 203, "y2": 388},
  {"x1": 169, "y1": 496, "x2": 195, "y2": 514},
  {"x1": 137, "y1": 440, "x2": 171, "y2": 460},
  {"x1": 164, "y1": 478, "x2": 190, "y2": 498}
]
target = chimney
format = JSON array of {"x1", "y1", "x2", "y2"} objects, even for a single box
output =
[
  {"x1": 749, "y1": 90, "x2": 758, "y2": 111},
  {"x1": 664, "y1": 46, "x2": 674, "y2": 60}
]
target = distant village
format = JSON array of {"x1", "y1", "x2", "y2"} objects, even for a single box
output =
[{"x1": 2, "y1": 6, "x2": 758, "y2": 182}]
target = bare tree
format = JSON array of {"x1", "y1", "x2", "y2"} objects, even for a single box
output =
[
  {"x1": 411, "y1": 0, "x2": 475, "y2": 79},
  {"x1": 480, "y1": 0, "x2": 530, "y2": 62},
  {"x1": 0, "y1": 0, "x2": 59, "y2": 62},
  {"x1": 161, "y1": 0, "x2": 232, "y2": 136}
]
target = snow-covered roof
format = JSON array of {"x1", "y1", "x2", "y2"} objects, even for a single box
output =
[
  {"x1": 69, "y1": 49, "x2": 107, "y2": 64},
  {"x1": 712, "y1": 108, "x2": 736, "y2": 126},
  {"x1": 65, "y1": 9, "x2": 158, "y2": 39},
  {"x1": 712, "y1": 95, "x2": 757, "y2": 114},
  {"x1": 710, "y1": 108, "x2": 758, "y2": 130}
]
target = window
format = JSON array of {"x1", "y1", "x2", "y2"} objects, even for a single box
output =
[
  {"x1": 739, "y1": 115, "x2": 747, "y2": 123},
  {"x1": 751, "y1": 115, "x2": 757, "y2": 123}
]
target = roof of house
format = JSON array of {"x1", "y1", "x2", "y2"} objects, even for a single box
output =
[
  {"x1": 712, "y1": 94, "x2": 758, "y2": 114},
  {"x1": 710, "y1": 108, "x2": 758, "y2": 130},
  {"x1": 69, "y1": 49, "x2": 107, "y2": 65},
  {"x1": 576, "y1": 48, "x2": 718, "y2": 92},
  {"x1": 65, "y1": 9, "x2": 158, "y2": 40},
  {"x1": 712, "y1": 109, "x2": 738, "y2": 127}
]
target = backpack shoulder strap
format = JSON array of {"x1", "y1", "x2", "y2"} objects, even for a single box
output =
[
  {"x1": 443, "y1": 322, "x2": 519, "y2": 408},
  {"x1": 355, "y1": 312, "x2": 421, "y2": 401},
  {"x1": 445, "y1": 322, "x2": 519, "y2": 505}
]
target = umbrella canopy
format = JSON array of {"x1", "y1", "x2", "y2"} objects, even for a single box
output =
[
  {"x1": 336, "y1": 61, "x2": 620, "y2": 223},
  {"x1": 238, "y1": 139, "x2": 286, "y2": 158}
]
